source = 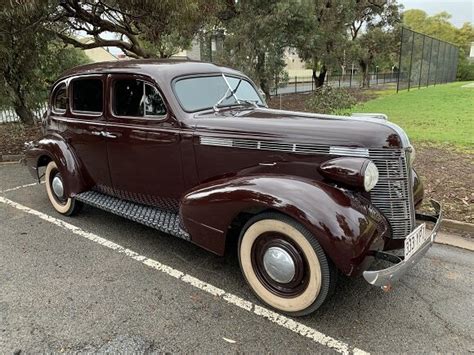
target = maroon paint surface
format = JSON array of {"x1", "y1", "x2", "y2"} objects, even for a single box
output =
[{"x1": 25, "y1": 59, "x2": 422, "y2": 277}]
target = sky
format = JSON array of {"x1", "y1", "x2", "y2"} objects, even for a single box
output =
[{"x1": 399, "y1": 0, "x2": 474, "y2": 27}]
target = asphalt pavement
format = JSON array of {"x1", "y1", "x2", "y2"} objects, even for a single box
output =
[{"x1": 1, "y1": 162, "x2": 473, "y2": 353}]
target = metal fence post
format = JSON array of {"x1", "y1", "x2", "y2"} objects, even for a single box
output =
[
  {"x1": 418, "y1": 35, "x2": 425, "y2": 89},
  {"x1": 396, "y1": 27, "x2": 404, "y2": 93},
  {"x1": 349, "y1": 70, "x2": 352, "y2": 88},
  {"x1": 440, "y1": 43, "x2": 447, "y2": 84},
  {"x1": 434, "y1": 40, "x2": 441, "y2": 86},
  {"x1": 426, "y1": 37, "x2": 433, "y2": 86},
  {"x1": 407, "y1": 31, "x2": 415, "y2": 91},
  {"x1": 338, "y1": 74, "x2": 341, "y2": 88},
  {"x1": 295, "y1": 76, "x2": 297, "y2": 93}
]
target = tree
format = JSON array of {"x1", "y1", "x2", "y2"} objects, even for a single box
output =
[
  {"x1": 403, "y1": 9, "x2": 474, "y2": 81},
  {"x1": 52, "y1": 0, "x2": 219, "y2": 58},
  {"x1": 216, "y1": 0, "x2": 304, "y2": 97},
  {"x1": 0, "y1": 1, "x2": 53, "y2": 124},
  {"x1": 351, "y1": 27, "x2": 399, "y2": 87},
  {"x1": 348, "y1": 0, "x2": 401, "y2": 87},
  {"x1": 292, "y1": 0, "x2": 400, "y2": 88},
  {"x1": 403, "y1": 9, "x2": 473, "y2": 55},
  {"x1": 294, "y1": 0, "x2": 351, "y2": 87},
  {"x1": 0, "y1": 1, "x2": 89, "y2": 124}
]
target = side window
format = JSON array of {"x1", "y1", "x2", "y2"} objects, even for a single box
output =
[
  {"x1": 113, "y1": 78, "x2": 166, "y2": 118},
  {"x1": 113, "y1": 79, "x2": 144, "y2": 117},
  {"x1": 145, "y1": 84, "x2": 166, "y2": 116},
  {"x1": 52, "y1": 83, "x2": 67, "y2": 113},
  {"x1": 71, "y1": 78, "x2": 103, "y2": 114}
]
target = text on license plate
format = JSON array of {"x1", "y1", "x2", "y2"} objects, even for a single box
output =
[{"x1": 404, "y1": 223, "x2": 428, "y2": 260}]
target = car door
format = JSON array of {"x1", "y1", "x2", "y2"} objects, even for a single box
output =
[
  {"x1": 104, "y1": 73, "x2": 184, "y2": 211},
  {"x1": 56, "y1": 75, "x2": 112, "y2": 191}
]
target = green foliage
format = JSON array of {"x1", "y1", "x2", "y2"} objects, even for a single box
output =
[
  {"x1": 346, "y1": 82, "x2": 474, "y2": 148},
  {"x1": 0, "y1": 1, "x2": 90, "y2": 123},
  {"x1": 403, "y1": 9, "x2": 474, "y2": 55},
  {"x1": 216, "y1": 0, "x2": 303, "y2": 97},
  {"x1": 0, "y1": 1, "x2": 53, "y2": 123},
  {"x1": 292, "y1": 0, "x2": 400, "y2": 87},
  {"x1": 305, "y1": 86, "x2": 357, "y2": 114},
  {"x1": 456, "y1": 60, "x2": 474, "y2": 81},
  {"x1": 54, "y1": 0, "x2": 220, "y2": 58}
]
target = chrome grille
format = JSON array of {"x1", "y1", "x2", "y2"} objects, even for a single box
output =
[
  {"x1": 199, "y1": 136, "x2": 416, "y2": 239},
  {"x1": 369, "y1": 148, "x2": 415, "y2": 238}
]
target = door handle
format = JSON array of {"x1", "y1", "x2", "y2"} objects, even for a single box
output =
[
  {"x1": 102, "y1": 132, "x2": 117, "y2": 139},
  {"x1": 91, "y1": 131, "x2": 116, "y2": 138}
]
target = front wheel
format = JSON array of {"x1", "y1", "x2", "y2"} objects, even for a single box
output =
[
  {"x1": 45, "y1": 161, "x2": 82, "y2": 216},
  {"x1": 238, "y1": 212, "x2": 337, "y2": 316}
]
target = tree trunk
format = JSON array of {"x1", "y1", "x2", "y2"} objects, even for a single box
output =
[
  {"x1": 13, "y1": 100, "x2": 35, "y2": 125},
  {"x1": 4, "y1": 75, "x2": 35, "y2": 125},
  {"x1": 359, "y1": 60, "x2": 370, "y2": 88},
  {"x1": 312, "y1": 69, "x2": 327, "y2": 88},
  {"x1": 256, "y1": 52, "x2": 270, "y2": 98}
]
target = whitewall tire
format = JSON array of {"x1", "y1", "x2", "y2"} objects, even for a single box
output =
[
  {"x1": 238, "y1": 212, "x2": 336, "y2": 316},
  {"x1": 45, "y1": 161, "x2": 81, "y2": 216}
]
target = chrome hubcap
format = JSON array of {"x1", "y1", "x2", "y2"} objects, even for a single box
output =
[
  {"x1": 52, "y1": 175, "x2": 64, "y2": 198},
  {"x1": 262, "y1": 246, "x2": 296, "y2": 284}
]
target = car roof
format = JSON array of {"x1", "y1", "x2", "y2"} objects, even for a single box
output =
[{"x1": 59, "y1": 59, "x2": 245, "y2": 83}]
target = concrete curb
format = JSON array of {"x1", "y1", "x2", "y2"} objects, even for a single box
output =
[
  {"x1": 0, "y1": 154, "x2": 23, "y2": 163},
  {"x1": 435, "y1": 233, "x2": 474, "y2": 251},
  {"x1": 442, "y1": 219, "x2": 474, "y2": 234}
]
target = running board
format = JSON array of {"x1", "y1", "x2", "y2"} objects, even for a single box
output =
[{"x1": 75, "y1": 191, "x2": 190, "y2": 241}]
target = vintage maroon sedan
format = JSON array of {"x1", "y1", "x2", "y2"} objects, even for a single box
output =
[{"x1": 25, "y1": 59, "x2": 441, "y2": 316}]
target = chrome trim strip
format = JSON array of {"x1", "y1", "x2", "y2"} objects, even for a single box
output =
[
  {"x1": 199, "y1": 135, "x2": 416, "y2": 237},
  {"x1": 329, "y1": 146, "x2": 369, "y2": 157}
]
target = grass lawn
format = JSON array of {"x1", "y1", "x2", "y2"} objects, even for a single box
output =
[{"x1": 347, "y1": 81, "x2": 474, "y2": 150}]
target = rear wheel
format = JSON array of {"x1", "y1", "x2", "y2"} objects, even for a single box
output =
[
  {"x1": 238, "y1": 212, "x2": 336, "y2": 316},
  {"x1": 45, "y1": 161, "x2": 82, "y2": 216}
]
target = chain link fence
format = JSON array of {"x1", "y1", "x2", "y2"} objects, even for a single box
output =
[
  {"x1": 397, "y1": 27, "x2": 459, "y2": 92},
  {"x1": 271, "y1": 72, "x2": 399, "y2": 96}
]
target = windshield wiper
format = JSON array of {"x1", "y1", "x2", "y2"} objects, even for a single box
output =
[
  {"x1": 213, "y1": 74, "x2": 241, "y2": 112},
  {"x1": 238, "y1": 99, "x2": 259, "y2": 108}
]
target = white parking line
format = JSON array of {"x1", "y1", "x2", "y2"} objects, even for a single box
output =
[
  {"x1": 0, "y1": 182, "x2": 44, "y2": 194},
  {"x1": 0, "y1": 194, "x2": 369, "y2": 355}
]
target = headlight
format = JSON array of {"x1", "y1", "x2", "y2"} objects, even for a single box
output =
[
  {"x1": 319, "y1": 157, "x2": 379, "y2": 192},
  {"x1": 363, "y1": 161, "x2": 379, "y2": 192}
]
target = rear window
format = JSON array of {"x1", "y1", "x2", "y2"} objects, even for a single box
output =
[
  {"x1": 52, "y1": 83, "x2": 67, "y2": 113},
  {"x1": 71, "y1": 78, "x2": 103, "y2": 114}
]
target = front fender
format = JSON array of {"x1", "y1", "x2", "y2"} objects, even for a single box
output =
[
  {"x1": 24, "y1": 134, "x2": 91, "y2": 196},
  {"x1": 181, "y1": 175, "x2": 389, "y2": 276}
]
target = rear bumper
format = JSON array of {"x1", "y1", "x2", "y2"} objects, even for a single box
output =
[{"x1": 363, "y1": 200, "x2": 442, "y2": 288}]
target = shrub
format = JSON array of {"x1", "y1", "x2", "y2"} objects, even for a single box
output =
[
  {"x1": 305, "y1": 86, "x2": 357, "y2": 114},
  {"x1": 457, "y1": 61, "x2": 474, "y2": 81}
]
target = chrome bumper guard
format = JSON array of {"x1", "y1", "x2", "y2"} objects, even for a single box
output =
[{"x1": 363, "y1": 200, "x2": 442, "y2": 289}]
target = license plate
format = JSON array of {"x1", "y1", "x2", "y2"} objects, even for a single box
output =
[{"x1": 404, "y1": 223, "x2": 428, "y2": 260}]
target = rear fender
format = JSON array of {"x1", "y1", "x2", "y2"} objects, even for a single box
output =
[
  {"x1": 24, "y1": 134, "x2": 91, "y2": 196},
  {"x1": 180, "y1": 175, "x2": 388, "y2": 276}
]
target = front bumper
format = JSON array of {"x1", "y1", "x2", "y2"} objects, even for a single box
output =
[{"x1": 363, "y1": 200, "x2": 442, "y2": 288}]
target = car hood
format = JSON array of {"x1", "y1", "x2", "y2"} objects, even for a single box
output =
[{"x1": 192, "y1": 107, "x2": 410, "y2": 149}]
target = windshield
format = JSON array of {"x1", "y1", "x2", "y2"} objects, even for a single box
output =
[{"x1": 174, "y1": 75, "x2": 265, "y2": 112}]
